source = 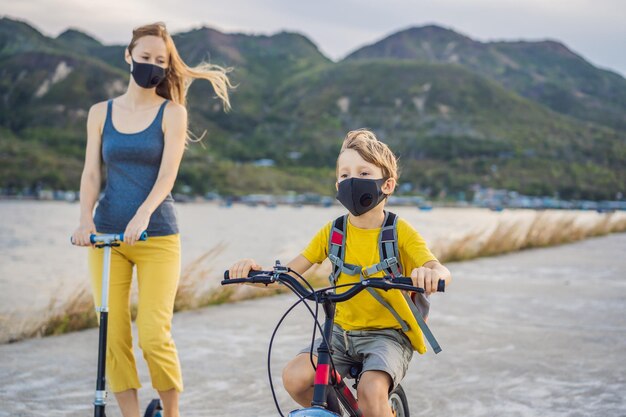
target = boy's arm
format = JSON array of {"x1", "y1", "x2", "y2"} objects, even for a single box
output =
[
  {"x1": 398, "y1": 219, "x2": 451, "y2": 293},
  {"x1": 228, "y1": 222, "x2": 326, "y2": 281},
  {"x1": 286, "y1": 254, "x2": 314, "y2": 276},
  {"x1": 227, "y1": 254, "x2": 314, "y2": 280}
]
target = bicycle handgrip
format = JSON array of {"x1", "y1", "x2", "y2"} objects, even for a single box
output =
[
  {"x1": 389, "y1": 277, "x2": 445, "y2": 292},
  {"x1": 221, "y1": 270, "x2": 272, "y2": 286},
  {"x1": 223, "y1": 270, "x2": 266, "y2": 280},
  {"x1": 390, "y1": 277, "x2": 413, "y2": 286},
  {"x1": 221, "y1": 278, "x2": 253, "y2": 285}
]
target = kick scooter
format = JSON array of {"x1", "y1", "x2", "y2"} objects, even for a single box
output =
[{"x1": 73, "y1": 232, "x2": 162, "y2": 417}]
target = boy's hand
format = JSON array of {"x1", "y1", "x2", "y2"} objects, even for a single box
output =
[
  {"x1": 410, "y1": 267, "x2": 444, "y2": 294},
  {"x1": 229, "y1": 258, "x2": 262, "y2": 279}
]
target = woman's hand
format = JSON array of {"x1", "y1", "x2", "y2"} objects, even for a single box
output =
[
  {"x1": 72, "y1": 219, "x2": 97, "y2": 247},
  {"x1": 228, "y1": 258, "x2": 262, "y2": 279},
  {"x1": 123, "y1": 208, "x2": 150, "y2": 246}
]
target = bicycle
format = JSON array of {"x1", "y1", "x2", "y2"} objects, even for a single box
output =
[
  {"x1": 72, "y1": 232, "x2": 162, "y2": 417},
  {"x1": 222, "y1": 261, "x2": 444, "y2": 417}
]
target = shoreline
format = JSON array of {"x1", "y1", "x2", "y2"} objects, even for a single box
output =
[{"x1": 2, "y1": 196, "x2": 625, "y2": 212}]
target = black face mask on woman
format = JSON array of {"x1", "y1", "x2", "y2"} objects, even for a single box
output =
[
  {"x1": 130, "y1": 58, "x2": 166, "y2": 89},
  {"x1": 336, "y1": 177, "x2": 388, "y2": 216}
]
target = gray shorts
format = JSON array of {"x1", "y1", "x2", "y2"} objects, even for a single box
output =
[{"x1": 298, "y1": 324, "x2": 413, "y2": 390}]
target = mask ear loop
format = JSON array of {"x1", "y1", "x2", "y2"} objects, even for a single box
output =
[
  {"x1": 127, "y1": 47, "x2": 134, "y2": 72},
  {"x1": 380, "y1": 177, "x2": 392, "y2": 200}
]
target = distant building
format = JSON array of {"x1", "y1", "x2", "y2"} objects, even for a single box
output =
[{"x1": 253, "y1": 159, "x2": 275, "y2": 167}]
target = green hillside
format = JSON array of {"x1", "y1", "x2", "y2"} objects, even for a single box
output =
[
  {"x1": 0, "y1": 18, "x2": 623, "y2": 200},
  {"x1": 264, "y1": 60, "x2": 623, "y2": 199}
]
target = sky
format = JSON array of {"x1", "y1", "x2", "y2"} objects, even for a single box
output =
[{"x1": 3, "y1": 0, "x2": 626, "y2": 76}]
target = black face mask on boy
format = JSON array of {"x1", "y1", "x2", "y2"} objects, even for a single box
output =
[
  {"x1": 130, "y1": 58, "x2": 166, "y2": 89},
  {"x1": 336, "y1": 177, "x2": 388, "y2": 216}
]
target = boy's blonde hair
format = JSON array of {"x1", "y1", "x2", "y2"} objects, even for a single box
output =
[{"x1": 339, "y1": 129, "x2": 399, "y2": 180}]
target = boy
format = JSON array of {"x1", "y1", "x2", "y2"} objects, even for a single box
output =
[{"x1": 228, "y1": 129, "x2": 451, "y2": 416}]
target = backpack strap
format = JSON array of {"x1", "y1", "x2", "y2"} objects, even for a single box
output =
[
  {"x1": 362, "y1": 280, "x2": 410, "y2": 332},
  {"x1": 402, "y1": 293, "x2": 442, "y2": 354},
  {"x1": 380, "y1": 211, "x2": 403, "y2": 277},
  {"x1": 367, "y1": 211, "x2": 442, "y2": 353},
  {"x1": 362, "y1": 211, "x2": 403, "y2": 278},
  {"x1": 360, "y1": 211, "x2": 410, "y2": 331},
  {"x1": 328, "y1": 215, "x2": 360, "y2": 285}
]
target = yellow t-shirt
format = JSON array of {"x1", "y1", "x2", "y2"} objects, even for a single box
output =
[{"x1": 301, "y1": 216, "x2": 437, "y2": 353}]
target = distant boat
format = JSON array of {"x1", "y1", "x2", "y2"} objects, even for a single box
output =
[{"x1": 418, "y1": 205, "x2": 433, "y2": 211}]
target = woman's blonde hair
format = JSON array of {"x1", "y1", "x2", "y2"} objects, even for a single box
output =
[
  {"x1": 128, "y1": 22, "x2": 234, "y2": 110},
  {"x1": 339, "y1": 129, "x2": 399, "y2": 180}
]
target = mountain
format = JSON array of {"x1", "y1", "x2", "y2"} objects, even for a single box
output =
[
  {"x1": 346, "y1": 25, "x2": 626, "y2": 131},
  {"x1": 172, "y1": 26, "x2": 331, "y2": 142},
  {"x1": 56, "y1": 28, "x2": 102, "y2": 52},
  {"x1": 264, "y1": 60, "x2": 623, "y2": 198},
  {"x1": 0, "y1": 18, "x2": 623, "y2": 200},
  {"x1": 0, "y1": 17, "x2": 60, "y2": 58}
]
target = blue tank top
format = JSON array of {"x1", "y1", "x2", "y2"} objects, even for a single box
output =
[{"x1": 93, "y1": 99, "x2": 179, "y2": 236}]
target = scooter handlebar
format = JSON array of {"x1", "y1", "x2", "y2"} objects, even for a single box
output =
[{"x1": 70, "y1": 231, "x2": 148, "y2": 245}]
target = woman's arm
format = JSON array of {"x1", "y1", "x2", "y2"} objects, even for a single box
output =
[
  {"x1": 72, "y1": 102, "x2": 105, "y2": 246},
  {"x1": 123, "y1": 102, "x2": 187, "y2": 245}
]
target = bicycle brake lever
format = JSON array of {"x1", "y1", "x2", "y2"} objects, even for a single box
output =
[{"x1": 273, "y1": 260, "x2": 289, "y2": 274}]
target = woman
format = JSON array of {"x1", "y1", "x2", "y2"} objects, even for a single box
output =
[{"x1": 71, "y1": 22, "x2": 233, "y2": 417}]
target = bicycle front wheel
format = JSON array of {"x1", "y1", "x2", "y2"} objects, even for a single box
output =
[{"x1": 389, "y1": 384, "x2": 410, "y2": 417}]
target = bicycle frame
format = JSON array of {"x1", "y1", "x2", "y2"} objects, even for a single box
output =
[{"x1": 290, "y1": 294, "x2": 362, "y2": 417}]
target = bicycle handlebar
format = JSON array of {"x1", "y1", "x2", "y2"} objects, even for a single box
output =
[{"x1": 222, "y1": 269, "x2": 436, "y2": 304}]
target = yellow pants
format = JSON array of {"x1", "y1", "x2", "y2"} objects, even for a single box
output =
[{"x1": 88, "y1": 234, "x2": 183, "y2": 393}]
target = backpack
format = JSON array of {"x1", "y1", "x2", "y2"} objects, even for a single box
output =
[{"x1": 327, "y1": 211, "x2": 442, "y2": 353}]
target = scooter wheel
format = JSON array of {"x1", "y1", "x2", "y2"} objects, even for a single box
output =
[{"x1": 143, "y1": 399, "x2": 163, "y2": 417}]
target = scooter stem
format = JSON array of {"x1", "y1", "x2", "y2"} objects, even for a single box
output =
[{"x1": 94, "y1": 244, "x2": 112, "y2": 416}]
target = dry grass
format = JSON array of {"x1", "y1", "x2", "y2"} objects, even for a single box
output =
[
  {"x1": 174, "y1": 242, "x2": 229, "y2": 311},
  {"x1": 3, "y1": 241, "x2": 289, "y2": 343},
  {"x1": 174, "y1": 245, "x2": 334, "y2": 310},
  {"x1": 2, "y1": 288, "x2": 96, "y2": 343},
  {"x1": 3, "y1": 210, "x2": 625, "y2": 344},
  {"x1": 432, "y1": 211, "x2": 626, "y2": 262}
]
